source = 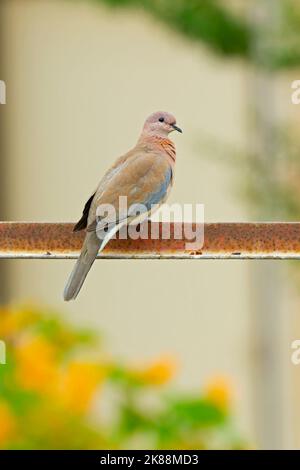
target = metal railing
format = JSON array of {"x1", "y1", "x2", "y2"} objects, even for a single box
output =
[{"x1": 0, "y1": 222, "x2": 300, "y2": 259}]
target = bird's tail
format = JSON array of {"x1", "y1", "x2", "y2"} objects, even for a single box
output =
[{"x1": 63, "y1": 232, "x2": 100, "y2": 301}]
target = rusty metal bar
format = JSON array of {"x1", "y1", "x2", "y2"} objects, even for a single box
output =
[{"x1": 0, "y1": 222, "x2": 300, "y2": 259}]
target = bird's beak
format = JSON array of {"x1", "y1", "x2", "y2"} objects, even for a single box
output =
[{"x1": 171, "y1": 124, "x2": 183, "y2": 133}]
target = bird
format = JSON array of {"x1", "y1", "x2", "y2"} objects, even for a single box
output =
[{"x1": 63, "y1": 111, "x2": 182, "y2": 301}]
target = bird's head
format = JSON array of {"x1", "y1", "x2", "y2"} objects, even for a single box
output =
[{"x1": 142, "y1": 111, "x2": 182, "y2": 138}]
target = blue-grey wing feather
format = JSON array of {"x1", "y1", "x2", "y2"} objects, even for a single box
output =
[{"x1": 143, "y1": 167, "x2": 172, "y2": 210}]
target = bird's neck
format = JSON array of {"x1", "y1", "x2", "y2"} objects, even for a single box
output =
[{"x1": 138, "y1": 134, "x2": 176, "y2": 163}]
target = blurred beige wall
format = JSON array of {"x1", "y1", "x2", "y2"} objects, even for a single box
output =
[{"x1": 0, "y1": 0, "x2": 285, "y2": 445}]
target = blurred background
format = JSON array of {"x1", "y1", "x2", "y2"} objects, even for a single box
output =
[{"x1": 0, "y1": 0, "x2": 300, "y2": 449}]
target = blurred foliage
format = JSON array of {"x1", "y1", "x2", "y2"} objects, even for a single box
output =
[
  {"x1": 97, "y1": 0, "x2": 250, "y2": 57},
  {"x1": 195, "y1": 127, "x2": 300, "y2": 220},
  {"x1": 0, "y1": 304, "x2": 247, "y2": 449},
  {"x1": 91, "y1": 0, "x2": 300, "y2": 70}
]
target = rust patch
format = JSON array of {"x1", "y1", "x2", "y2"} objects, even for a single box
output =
[{"x1": 0, "y1": 222, "x2": 300, "y2": 258}]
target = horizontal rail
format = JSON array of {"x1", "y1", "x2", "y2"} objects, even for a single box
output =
[{"x1": 0, "y1": 222, "x2": 300, "y2": 259}]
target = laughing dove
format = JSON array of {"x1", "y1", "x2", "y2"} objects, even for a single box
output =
[{"x1": 63, "y1": 111, "x2": 182, "y2": 300}]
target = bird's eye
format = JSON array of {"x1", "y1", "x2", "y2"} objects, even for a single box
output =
[{"x1": 159, "y1": 117, "x2": 164, "y2": 122}]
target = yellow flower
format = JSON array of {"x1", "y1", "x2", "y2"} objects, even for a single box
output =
[
  {"x1": 14, "y1": 304, "x2": 40, "y2": 328},
  {"x1": 134, "y1": 356, "x2": 177, "y2": 386},
  {"x1": 0, "y1": 304, "x2": 40, "y2": 338},
  {"x1": 0, "y1": 307, "x2": 19, "y2": 337},
  {"x1": 59, "y1": 362, "x2": 104, "y2": 413},
  {"x1": 204, "y1": 375, "x2": 233, "y2": 412},
  {"x1": 15, "y1": 336, "x2": 57, "y2": 393},
  {"x1": 0, "y1": 401, "x2": 16, "y2": 447}
]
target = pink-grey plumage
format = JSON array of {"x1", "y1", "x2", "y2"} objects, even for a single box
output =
[{"x1": 63, "y1": 111, "x2": 182, "y2": 300}]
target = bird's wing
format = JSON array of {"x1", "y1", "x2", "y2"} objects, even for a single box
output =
[
  {"x1": 87, "y1": 151, "x2": 172, "y2": 233},
  {"x1": 73, "y1": 192, "x2": 96, "y2": 232},
  {"x1": 73, "y1": 153, "x2": 129, "y2": 232}
]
